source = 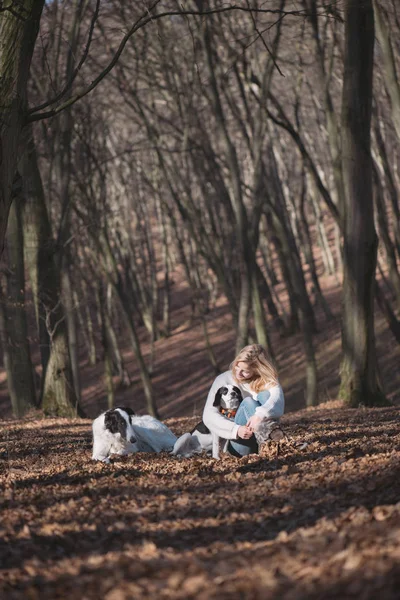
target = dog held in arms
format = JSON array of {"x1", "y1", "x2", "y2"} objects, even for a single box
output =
[
  {"x1": 171, "y1": 385, "x2": 243, "y2": 458},
  {"x1": 92, "y1": 407, "x2": 179, "y2": 463}
]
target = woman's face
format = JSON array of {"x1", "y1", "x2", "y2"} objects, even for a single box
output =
[{"x1": 234, "y1": 361, "x2": 254, "y2": 382}]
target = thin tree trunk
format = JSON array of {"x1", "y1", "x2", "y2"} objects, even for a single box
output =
[
  {"x1": 372, "y1": 106, "x2": 400, "y2": 256},
  {"x1": 375, "y1": 279, "x2": 400, "y2": 344},
  {"x1": 73, "y1": 286, "x2": 97, "y2": 366},
  {"x1": 254, "y1": 262, "x2": 285, "y2": 334},
  {"x1": 267, "y1": 151, "x2": 319, "y2": 404},
  {"x1": 62, "y1": 266, "x2": 81, "y2": 404},
  {"x1": 301, "y1": 313, "x2": 319, "y2": 407},
  {"x1": 104, "y1": 348, "x2": 115, "y2": 410},
  {"x1": 372, "y1": 162, "x2": 400, "y2": 306},
  {"x1": 299, "y1": 176, "x2": 334, "y2": 320},
  {"x1": 121, "y1": 296, "x2": 158, "y2": 417},
  {"x1": 105, "y1": 284, "x2": 131, "y2": 386},
  {"x1": 304, "y1": 0, "x2": 345, "y2": 211},
  {"x1": 201, "y1": 315, "x2": 221, "y2": 375},
  {"x1": 200, "y1": 17, "x2": 252, "y2": 353},
  {"x1": 373, "y1": 0, "x2": 400, "y2": 142},
  {"x1": 251, "y1": 268, "x2": 275, "y2": 360},
  {"x1": 308, "y1": 176, "x2": 336, "y2": 277},
  {"x1": 99, "y1": 284, "x2": 115, "y2": 409},
  {"x1": 99, "y1": 233, "x2": 158, "y2": 417}
]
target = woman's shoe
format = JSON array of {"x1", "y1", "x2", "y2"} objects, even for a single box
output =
[
  {"x1": 254, "y1": 421, "x2": 285, "y2": 446},
  {"x1": 268, "y1": 425, "x2": 285, "y2": 442}
]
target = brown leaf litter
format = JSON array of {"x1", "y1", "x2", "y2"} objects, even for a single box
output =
[{"x1": 0, "y1": 401, "x2": 399, "y2": 599}]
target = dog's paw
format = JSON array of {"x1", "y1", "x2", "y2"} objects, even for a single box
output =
[{"x1": 92, "y1": 455, "x2": 111, "y2": 464}]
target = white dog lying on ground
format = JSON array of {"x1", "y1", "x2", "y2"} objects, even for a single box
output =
[{"x1": 92, "y1": 406, "x2": 201, "y2": 463}]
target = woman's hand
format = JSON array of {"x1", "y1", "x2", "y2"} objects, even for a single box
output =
[
  {"x1": 237, "y1": 425, "x2": 253, "y2": 439},
  {"x1": 246, "y1": 415, "x2": 263, "y2": 431}
]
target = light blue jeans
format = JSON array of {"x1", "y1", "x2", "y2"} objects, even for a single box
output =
[{"x1": 229, "y1": 395, "x2": 277, "y2": 457}]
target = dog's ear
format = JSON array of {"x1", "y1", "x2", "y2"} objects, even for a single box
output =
[
  {"x1": 104, "y1": 410, "x2": 120, "y2": 434},
  {"x1": 213, "y1": 387, "x2": 227, "y2": 407},
  {"x1": 117, "y1": 406, "x2": 135, "y2": 417},
  {"x1": 232, "y1": 386, "x2": 243, "y2": 400}
]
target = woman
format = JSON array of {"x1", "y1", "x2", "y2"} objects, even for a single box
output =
[{"x1": 202, "y1": 344, "x2": 285, "y2": 456}]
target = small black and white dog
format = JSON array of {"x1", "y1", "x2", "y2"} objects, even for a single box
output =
[
  {"x1": 212, "y1": 384, "x2": 243, "y2": 418},
  {"x1": 92, "y1": 407, "x2": 178, "y2": 463},
  {"x1": 172, "y1": 385, "x2": 243, "y2": 457}
]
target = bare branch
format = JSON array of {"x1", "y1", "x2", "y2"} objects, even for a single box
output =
[
  {"x1": 27, "y1": 2, "x2": 311, "y2": 122},
  {"x1": 28, "y1": 0, "x2": 102, "y2": 115},
  {"x1": 245, "y1": 0, "x2": 285, "y2": 77}
]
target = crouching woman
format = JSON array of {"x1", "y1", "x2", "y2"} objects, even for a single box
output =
[{"x1": 203, "y1": 344, "x2": 285, "y2": 457}]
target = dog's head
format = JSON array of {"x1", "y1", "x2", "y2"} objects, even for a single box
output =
[
  {"x1": 104, "y1": 407, "x2": 137, "y2": 444},
  {"x1": 213, "y1": 385, "x2": 243, "y2": 411}
]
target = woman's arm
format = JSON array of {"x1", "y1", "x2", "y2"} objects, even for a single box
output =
[{"x1": 254, "y1": 385, "x2": 285, "y2": 420}]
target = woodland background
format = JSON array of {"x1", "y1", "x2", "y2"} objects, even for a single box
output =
[
  {"x1": 1, "y1": 2, "x2": 400, "y2": 598},
  {"x1": 1, "y1": 0, "x2": 400, "y2": 421}
]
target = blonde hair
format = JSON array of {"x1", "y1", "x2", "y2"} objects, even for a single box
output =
[{"x1": 231, "y1": 344, "x2": 278, "y2": 392}]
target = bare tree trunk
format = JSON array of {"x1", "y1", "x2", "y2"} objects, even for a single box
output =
[
  {"x1": 372, "y1": 162, "x2": 400, "y2": 306},
  {"x1": 372, "y1": 106, "x2": 400, "y2": 256},
  {"x1": 251, "y1": 268, "x2": 274, "y2": 360},
  {"x1": 98, "y1": 284, "x2": 115, "y2": 409},
  {"x1": 308, "y1": 176, "x2": 337, "y2": 277},
  {"x1": 254, "y1": 261, "x2": 285, "y2": 335},
  {"x1": 375, "y1": 277, "x2": 400, "y2": 344},
  {"x1": 304, "y1": 0, "x2": 345, "y2": 211},
  {"x1": 20, "y1": 130, "x2": 50, "y2": 383},
  {"x1": 122, "y1": 298, "x2": 158, "y2": 417},
  {"x1": 73, "y1": 284, "x2": 97, "y2": 367},
  {"x1": 201, "y1": 315, "x2": 221, "y2": 375},
  {"x1": 340, "y1": 0, "x2": 387, "y2": 407},
  {"x1": 373, "y1": 0, "x2": 400, "y2": 142},
  {"x1": 85, "y1": 301, "x2": 97, "y2": 366},
  {"x1": 266, "y1": 150, "x2": 319, "y2": 405},
  {"x1": 104, "y1": 348, "x2": 115, "y2": 410},
  {"x1": 200, "y1": 18, "x2": 252, "y2": 353},
  {"x1": 298, "y1": 175, "x2": 334, "y2": 321},
  {"x1": 259, "y1": 223, "x2": 280, "y2": 287},
  {"x1": 0, "y1": 1, "x2": 44, "y2": 255},
  {"x1": 62, "y1": 266, "x2": 81, "y2": 404},
  {"x1": 20, "y1": 130, "x2": 84, "y2": 417},
  {"x1": 100, "y1": 235, "x2": 158, "y2": 417},
  {"x1": 0, "y1": 194, "x2": 36, "y2": 416},
  {"x1": 159, "y1": 199, "x2": 171, "y2": 337},
  {"x1": 105, "y1": 284, "x2": 131, "y2": 387}
]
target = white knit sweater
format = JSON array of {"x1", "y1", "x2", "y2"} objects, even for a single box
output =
[{"x1": 202, "y1": 370, "x2": 285, "y2": 440}]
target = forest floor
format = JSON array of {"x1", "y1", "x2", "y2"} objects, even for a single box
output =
[
  {"x1": 1, "y1": 237, "x2": 400, "y2": 597},
  {"x1": 1, "y1": 401, "x2": 400, "y2": 599}
]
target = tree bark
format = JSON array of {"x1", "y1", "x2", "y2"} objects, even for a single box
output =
[
  {"x1": 0, "y1": 1, "x2": 44, "y2": 255},
  {"x1": 62, "y1": 266, "x2": 81, "y2": 405},
  {"x1": 373, "y1": 0, "x2": 400, "y2": 142},
  {"x1": 0, "y1": 194, "x2": 36, "y2": 416},
  {"x1": 20, "y1": 130, "x2": 84, "y2": 416},
  {"x1": 339, "y1": 0, "x2": 387, "y2": 407}
]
